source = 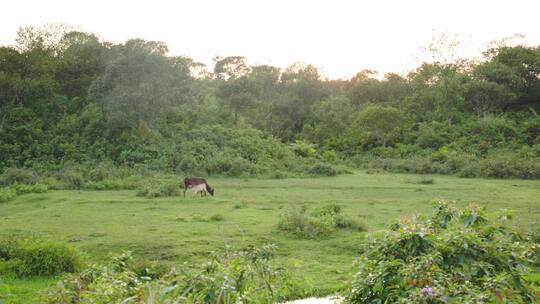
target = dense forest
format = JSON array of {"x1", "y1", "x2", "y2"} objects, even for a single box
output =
[{"x1": 1, "y1": 24, "x2": 540, "y2": 180}]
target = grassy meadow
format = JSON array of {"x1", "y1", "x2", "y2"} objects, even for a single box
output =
[{"x1": 1, "y1": 171, "x2": 539, "y2": 302}]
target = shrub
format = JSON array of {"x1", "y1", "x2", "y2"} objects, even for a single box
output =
[
  {"x1": 270, "y1": 170, "x2": 289, "y2": 179},
  {"x1": 416, "y1": 126, "x2": 448, "y2": 149},
  {"x1": 86, "y1": 163, "x2": 112, "y2": 182},
  {"x1": 136, "y1": 180, "x2": 181, "y2": 198},
  {"x1": 45, "y1": 245, "x2": 306, "y2": 303},
  {"x1": 346, "y1": 203, "x2": 538, "y2": 303},
  {"x1": 0, "y1": 187, "x2": 17, "y2": 203},
  {"x1": 369, "y1": 157, "x2": 448, "y2": 175},
  {"x1": 314, "y1": 204, "x2": 367, "y2": 232},
  {"x1": 57, "y1": 171, "x2": 85, "y2": 189},
  {"x1": 321, "y1": 150, "x2": 337, "y2": 161},
  {"x1": 430, "y1": 146, "x2": 449, "y2": 162},
  {"x1": 0, "y1": 167, "x2": 38, "y2": 186},
  {"x1": 457, "y1": 154, "x2": 540, "y2": 179},
  {"x1": 0, "y1": 236, "x2": 84, "y2": 277},
  {"x1": 10, "y1": 183, "x2": 48, "y2": 194},
  {"x1": 308, "y1": 163, "x2": 337, "y2": 176},
  {"x1": 279, "y1": 206, "x2": 333, "y2": 238},
  {"x1": 445, "y1": 152, "x2": 474, "y2": 172},
  {"x1": 291, "y1": 140, "x2": 317, "y2": 157},
  {"x1": 478, "y1": 154, "x2": 540, "y2": 179},
  {"x1": 85, "y1": 178, "x2": 137, "y2": 190},
  {"x1": 0, "y1": 183, "x2": 48, "y2": 203},
  {"x1": 279, "y1": 204, "x2": 366, "y2": 238}
]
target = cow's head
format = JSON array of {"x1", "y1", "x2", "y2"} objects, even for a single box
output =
[{"x1": 207, "y1": 185, "x2": 215, "y2": 196}]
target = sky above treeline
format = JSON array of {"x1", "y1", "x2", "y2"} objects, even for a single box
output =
[{"x1": 2, "y1": 0, "x2": 540, "y2": 79}]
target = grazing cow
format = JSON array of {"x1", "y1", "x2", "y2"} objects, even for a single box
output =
[{"x1": 183, "y1": 177, "x2": 214, "y2": 197}]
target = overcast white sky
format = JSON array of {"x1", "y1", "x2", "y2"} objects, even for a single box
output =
[{"x1": 1, "y1": 0, "x2": 540, "y2": 79}]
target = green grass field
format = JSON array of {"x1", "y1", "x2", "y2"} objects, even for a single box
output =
[{"x1": 1, "y1": 171, "x2": 539, "y2": 303}]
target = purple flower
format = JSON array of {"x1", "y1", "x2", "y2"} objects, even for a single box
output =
[{"x1": 421, "y1": 287, "x2": 433, "y2": 296}]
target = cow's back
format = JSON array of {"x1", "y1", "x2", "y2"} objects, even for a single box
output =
[{"x1": 184, "y1": 177, "x2": 207, "y2": 188}]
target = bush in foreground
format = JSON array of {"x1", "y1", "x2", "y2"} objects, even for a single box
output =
[
  {"x1": 45, "y1": 245, "x2": 307, "y2": 303},
  {"x1": 346, "y1": 203, "x2": 538, "y2": 303},
  {"x1": 0, "y1": 236, "x2": 84, "y2": 277}
]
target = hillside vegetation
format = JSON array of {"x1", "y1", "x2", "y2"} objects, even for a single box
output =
[{"x1": 1, "y1": 24, "x2": 539, "y2": 179}]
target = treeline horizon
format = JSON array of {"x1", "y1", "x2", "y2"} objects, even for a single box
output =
[{"x1": 1, "y1": 24, "x2": 539, "y2": 179}]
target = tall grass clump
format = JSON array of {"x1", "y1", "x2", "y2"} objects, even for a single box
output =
[
  {"x1": 346, "y1": 202, "x2": 539, "y2": 303},
  {"x1": 279, "y1": 204, "x2": 366, "y2": 238},
  {"x1": 0, "y1": 235, "x2": 84, "y2": 277}
]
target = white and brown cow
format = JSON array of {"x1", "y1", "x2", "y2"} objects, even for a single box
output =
[{"x1": 183, "y1": 177, "x2": 214, "y2": 197}]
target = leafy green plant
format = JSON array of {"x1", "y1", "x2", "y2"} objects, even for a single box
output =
[
  {"x1": 45, "y1": 245, "x2": 307, "y2": 303},
  {"x1": 346, "y1": 202, "x2": 538, "y2": 303}
]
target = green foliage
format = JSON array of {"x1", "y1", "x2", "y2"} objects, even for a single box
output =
[
  {"x1": 45, "y1": 245, "x2": 307, "y2": 303},
  {"x1": 278, "y1": 206, "x2": 332, "y2": 238},
  {"x1": 0, "y1": 183, "x2": 48, "y2": 203},
  {"x1": 136, "y1": 180, "x2": 181, "y2": 198},
  {"x1": 10, "y1": 183, "x2": 48, "y2": 194},
  {"x1": 461, "y1": 153, "x2": 540, "y2": 179},
  {"x1": 370, "y1": 153, "x2": 540, "y2": 179},
  {"x1": 0, "y1": 235, "x2": 84, "y2": 277},
  {"x1": 321, "y1": 149, "x2": 337, "y2": 161},
  {"x1": 0, "y1": 187, "x2": 17, "y2": 203},
  {"x1": 278, "y1": 204, "x2": 365, "y2": 238},
  {"x1": 346, "y1": 203, "x2": 538, "y2": 303},
  {"x1": 291, "y1": 140, "x2": 317, "y2": 157},
  {"x1": 0, "y1": 168, "x2": 38, "y2": 186},
  {"x1": 308, "y1": 163, "x2": 337, "y2": 176},
  {"x1": 369, "y1": 157, "x2": 449, "y2": 175},
  {"x1": 416, "y1": 125, "x2": 448, "y2": 149},
  {"x1": 354, "y1": 106, "x2": 405, "y2": 147},
  {"x1": 2, "y1": 26, "x2": 540, "y2": 184}
]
